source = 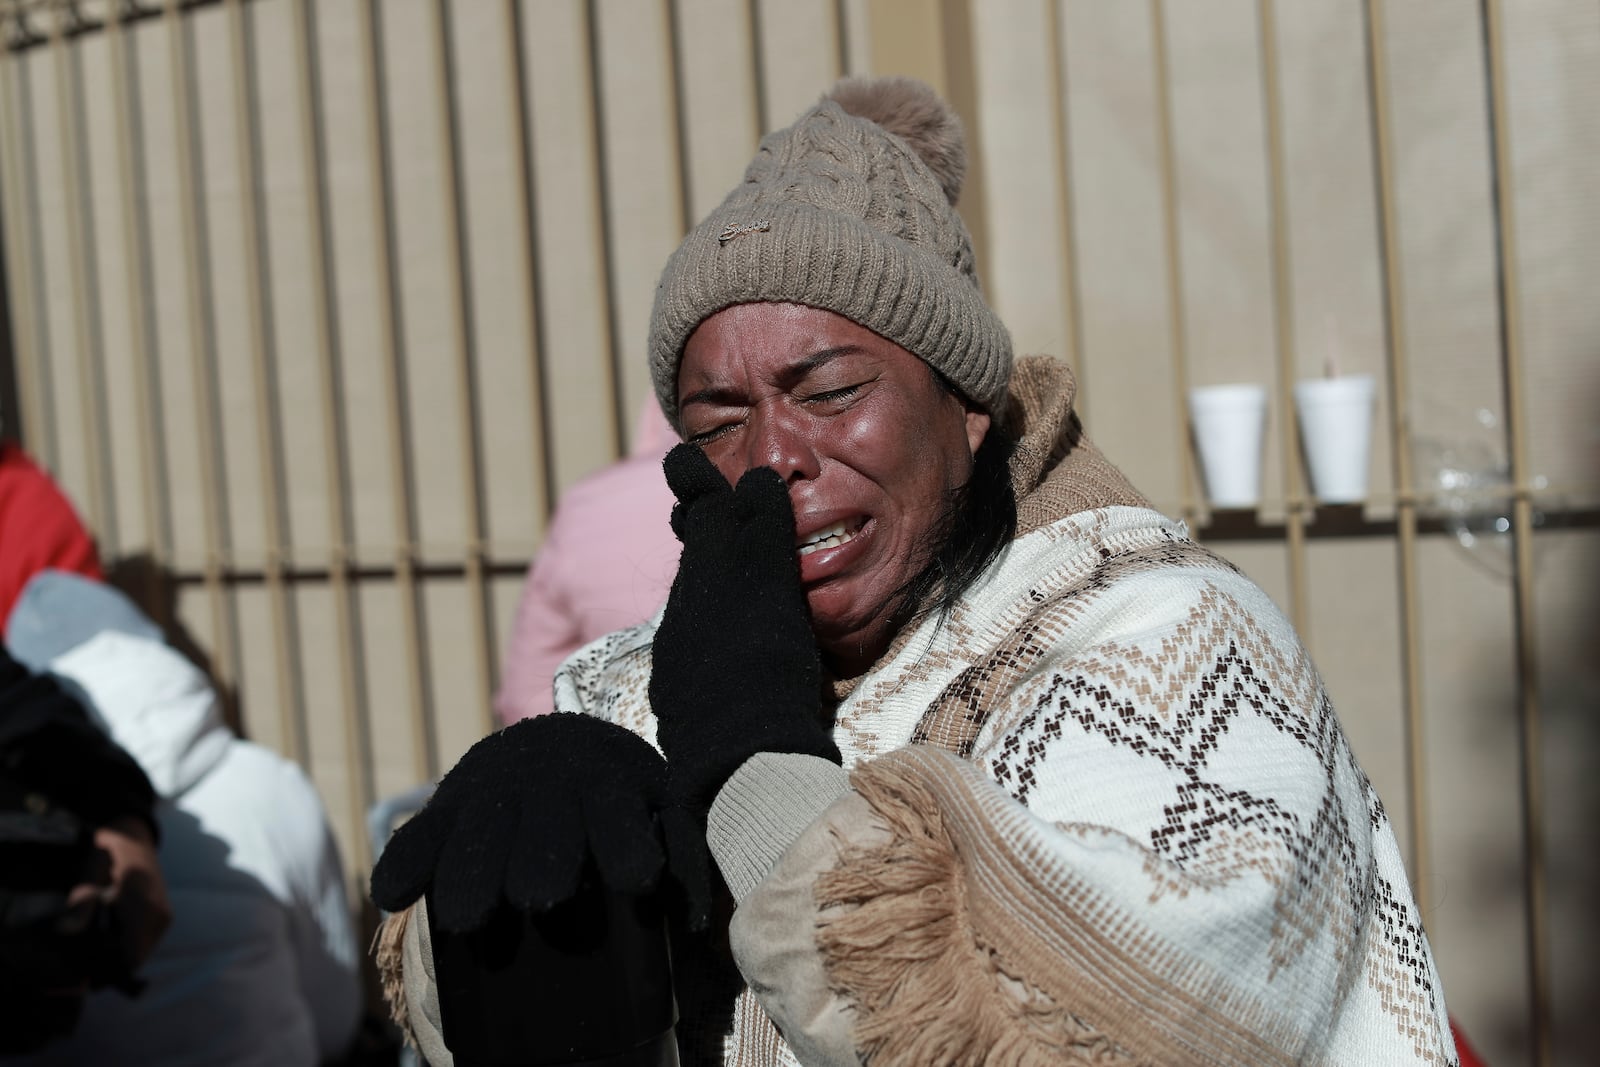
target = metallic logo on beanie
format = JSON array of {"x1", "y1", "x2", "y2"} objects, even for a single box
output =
[{"x1": 718, "y1": 220, "x2": 771, "y2": 245}]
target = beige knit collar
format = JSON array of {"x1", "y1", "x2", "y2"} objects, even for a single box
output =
[{"x1": 1004, "y1": 355, "x2": 1151, "y2": 535}]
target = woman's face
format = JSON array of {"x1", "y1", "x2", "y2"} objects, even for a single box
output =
[{"x1": 677, "y1": 302, "x2": 990, "y2": 674}]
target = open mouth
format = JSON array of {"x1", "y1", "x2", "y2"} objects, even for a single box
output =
[{"x1": 797, "y1": 519, "x2": 863, "y2": 557}]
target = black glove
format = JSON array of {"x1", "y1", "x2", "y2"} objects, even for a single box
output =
[
  {"x1": 370, "y1": 713, "x2": 709, "y2": 933},
  {"x1": 649, "y1": 444, "x2": 840, "y2": 814}
]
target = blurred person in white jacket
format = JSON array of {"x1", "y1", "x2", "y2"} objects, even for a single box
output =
[{"x1": 4, "y1": 570, "x2": 360, "y2": 1067}]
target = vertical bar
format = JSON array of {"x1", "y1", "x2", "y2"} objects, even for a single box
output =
[
  {"x1": 423, "y1": 0, "x2": 496, "y2": 733},
  {"x1": 1255, "y1": 0, "x2": 1309, "y2": 636},
  {"x1": 0, "y1": 51, "x2": 27, "y2": 441},
  {"x1": 747, "y1": 0, "x2": 769, "y2": 136},
  {"x1": 498, "y1": 0, "x2": 553, "y2": 528},
  {"x1": 1043, "y1": 1, "x2": 1087, "y2": 404},
  {"x1": 1481, "y1": 2, "x2": 1549, "y2": 1062},
  {"x1": 11, "y1": 48, "x2": 60, "y2": 468},
  {"x1": 579, "y1": 0, "x2": 626, "y2": 458},
  {"x1": 13, "y1": 47, "x2": 60, "y2": 467},
  {"x1": 226, "y1": 0, "x2": 306, "y2": 765},
  {"x1": 1149, "y1": 0, "x2": 1202, "y2": 533},
  {"x1": 48, "y1": 5, "x2": 115, "y2": 552},
  {"x1": 1361, "y1": 0, "x2": 1431, "y2": 925},
  {"x1": 355, "y1": 0, "x2": 434, "y2": 784},
  {"x1": 831, "y1": 0, "x2": 850, "y2": 80},
  {"x1": 664, "y1": 0, "x2": 696, "y2": 231},
  {"x1": 937, "y1": 0, "x2": 990, "y2": 285},
  {"x1": 292, "y1": 0, "x2": 373, "y2": 870},
  {"x1": 0, "y1": 51, "x2": 46, "y2": 457},
  {"x1": 163, "y1": 0, "x2": 240, "y2": 694},
  {"x1": 107, "y1": 0, "x2": 175, "y2": 625}
]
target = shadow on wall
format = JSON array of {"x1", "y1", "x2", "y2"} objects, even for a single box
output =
[
  {"x1": 1470, "y1": 372, "x2": 1600, "y2": 1065},
  {"x1": 1541, "y1": 372, "x2": 1600, "y2": 1063},
  {"x1": 103, "y1": 554, "x2": 244, "y2": 740}
]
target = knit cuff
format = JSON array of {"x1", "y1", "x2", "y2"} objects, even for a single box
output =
[{"x1": 707, "y1": 752, "x2": 852, "y2": 903}]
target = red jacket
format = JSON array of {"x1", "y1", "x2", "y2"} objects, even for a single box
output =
[{"x1": 0, "y1": 442, "x2": 102, "y2": 634}]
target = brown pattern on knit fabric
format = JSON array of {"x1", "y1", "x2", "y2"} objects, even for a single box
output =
[
  {"x1": 1043, "y1": 647, "x2": 1360, "y2": 984},
  {"x1": 1368, "y1": 878, "x2": 1450, "y2": 1064},
  {"x1": 872, "y1": 510, "x2": 1448, "y2": 1062},
  {"x1": 985, "y1": 582, "x2": 1322, "y2": 797},
  {"x1": 991, "y1": 589, "x2": 1357, "y2": 964},
  {"x1": 971, "y1": 584, "x2": 1440, "y2": 1057},
  {"x1": 555, "y1": 626, "x2": 658, "y2": 741},
  {"x1": 909, "y1": 535, "x2": 1233, "y2": 757},
  {"x1": 832, "y1": 596, "x2": 984, "y2": 755}
]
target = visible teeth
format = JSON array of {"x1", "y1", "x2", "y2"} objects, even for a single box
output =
[{"x1": 798, "y1": 521, "x2": 857, "y2": 556}]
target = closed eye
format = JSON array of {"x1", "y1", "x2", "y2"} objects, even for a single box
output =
[
  {"x1": 804, "y1": 383, "x2": 864, "y2": 405},
  {"x1": 687, "y1": 420, "x2": 739, "y2": 445}
]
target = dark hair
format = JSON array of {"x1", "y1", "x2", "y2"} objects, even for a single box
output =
[{"x1": 885, "y1": 374, "x2": 1018, "y2": 632}]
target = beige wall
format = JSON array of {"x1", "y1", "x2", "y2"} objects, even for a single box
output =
[{"x1": 2, "y1": 1, "x2": 1596, "y2": 1062}]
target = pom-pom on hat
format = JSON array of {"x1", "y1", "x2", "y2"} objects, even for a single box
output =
[{"x1": 648, "y1": 76, "x2": 1013, "y2": 429}]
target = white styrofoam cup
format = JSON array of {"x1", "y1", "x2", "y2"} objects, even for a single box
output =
[
  {"x1": 1189, "y1": 384, "x2": 1268, "y2": 509},
  {"x1": 1294, "y1": 374, "x2": 1376, "y2": 504}
]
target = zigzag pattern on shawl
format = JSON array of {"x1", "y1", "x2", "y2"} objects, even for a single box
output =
[
  {"x1": 909, "y1": 535, "x2": 1234, "y2": 757},
  {"x1": 908, "y1": 540, "x2": 1447, "y2": 1058},
  {"x1": 999, "y1": 586, "x2": 1371, "y2": 985},
  {"x1": 1368, "y1": 875, "x2": 1449, "y2": 1062}
]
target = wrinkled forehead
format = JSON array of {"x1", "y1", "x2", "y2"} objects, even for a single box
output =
[{"x1": 677, "y1": 302, "x2": 934, "y2": 393}]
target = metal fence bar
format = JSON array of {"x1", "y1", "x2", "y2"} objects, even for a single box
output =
[
  {"x1": 0, "y1": 53, "x2": 46, "y2": 457},
  {"x1": 830, "y1": 0, "x2": 849, "y2": 79},
  {"x1": 498, "y1": 0, "x2": 553, "y2": 528},
  {"x1": 579, "y1": 0, "x2": 625, "y2": 458},
  {"x1": 1043, "y1": 0, "x2": 1086, "y2": 399},
  {"x1": 291, "y1": 0, "x2": 373, "y2": 873},
  {"x1": 1361, "y1": 0, "x2": 1432, "y2": 925},
  {"x1": 47, "y1": 6, "x2": 114, "y2": 553},
  {"x1": 12, "y1": 48, "x2": 60, "y2": 469},
  {"x1": 356, "y1": 0, "x2": 434, "y2": 785},
  {"x1": 664, "y1": 0, "x2": 694, "y2": 232},
  {"x1": 106, "y1": 0, "x2": 176, "y2": 626},
  {"x1": 747, "y1": 0, "x2": 768, "y2": 135},
  {"x1": 1149, "y1": 0, "x2": 1202, "y2": 533},
  {"x1": 16, "y1": 47, "x2": 58, "y2": 469},
  {"x1": 124, "y1": 496, "x2": 1592, "y2": 582},
  {"x1": 1255, "y1": 0, "x2": 1309, "y2": 637},
  {"x1": 1481, "y1": 1, "x2": 1549, "y2": 1062},
  {"x1": 423, "y1": 0, "x2": 495, "y2": 733},
  {"x1": 227, "y1": 0, "x2": 306, "y2": 765},
  {"x1": 162, "y1": 0, "x2": 240, "y2": 698}
]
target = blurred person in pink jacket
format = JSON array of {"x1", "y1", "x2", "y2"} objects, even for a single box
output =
[{"x1": 493, "y1": 400, "x2": 681, "y2": 724}]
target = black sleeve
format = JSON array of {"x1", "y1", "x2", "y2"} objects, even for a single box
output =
[
  {"x1": 0, "y1": 645, "x2": 157, "y2": 841},
  {"x1": 0, "y1": 645, "x2": 160, "y2": 1052}
]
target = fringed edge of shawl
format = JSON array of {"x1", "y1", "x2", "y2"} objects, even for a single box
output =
[
  {"x1": 814, "y1": 753, "x2": 1143, "y2": 1066},
  {"x1": 372, "y1": 905, "x2": 414, "y2": 1048}
]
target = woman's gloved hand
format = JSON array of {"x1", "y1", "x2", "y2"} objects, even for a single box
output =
[
  {"x1": 370, "y1": 713, "x2": 708, "y2": 933},
  {"x1": 648, "y1": 444, "x2": 840, "y2": 815}
]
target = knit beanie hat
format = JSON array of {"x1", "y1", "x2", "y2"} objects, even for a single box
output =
[{"x1": 648, "y1": 76, "x2": 1013, "y2": 428}]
